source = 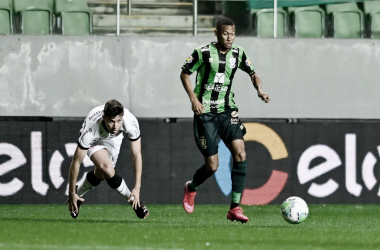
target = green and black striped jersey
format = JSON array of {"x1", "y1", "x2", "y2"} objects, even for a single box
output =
[{"x1": 182, "y1": 42, "x2": 255, "y2": 114}]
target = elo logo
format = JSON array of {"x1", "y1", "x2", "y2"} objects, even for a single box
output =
[{"x1": 215, "y1": 123, "x2": 289, "y2": 205}]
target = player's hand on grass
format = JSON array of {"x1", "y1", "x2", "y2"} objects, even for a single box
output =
[
  {"x1": 258, "y1": 91, "x2": 270, "y2": 103},
  {"x1": 129, "y1": 188, "x2": 140, "y2": 209},
  {"x1": 66, "y1": 194, "x2": 84, "y2": 214},
  {"x1": 191, "y1": 99, "x2": 205, "y2": 115}
]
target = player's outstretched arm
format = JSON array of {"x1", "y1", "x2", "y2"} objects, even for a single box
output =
[
  {"x1": 129, "y1": 137, "x2": 142, "y2": 209},
  {"x1": 180, "y1": 70, "x2": 205, "y2": 115},
  {"x1": 66, "y1": 146, "x2": 87, "y2": 214},
  {"x1": 251, "y1": 73, "x2": 270, "y2": 103}
]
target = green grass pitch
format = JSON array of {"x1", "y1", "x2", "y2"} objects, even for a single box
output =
[{"x1": 0, "y1": 204, "x2": 380, "y2": 250}]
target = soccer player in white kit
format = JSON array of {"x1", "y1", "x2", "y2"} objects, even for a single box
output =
[{"x1": 66, "y1": 99, "x2": 149, "y2": 219}]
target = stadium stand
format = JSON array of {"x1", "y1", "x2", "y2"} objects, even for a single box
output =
[
  {"x1": 252, "y1": 7, "x2": 287, "y2": 38},
  {"x1": 326, "y1": 2, "x2": 363, "y2": 38},
  {"x1": 363, "y1": 1, "x2": 380, "y2": 38},
  {"x1": 55, "y1": 0, "x2": 93, "y2": 35},
  {"x1": 13, "y1": 0, "x2": 54, "y2": 35},
  {"x1": 88, "y1": 0, "x2": 215, "y2": 36},
  {"x1": 288, "y1": 5, "x2": 325, "y2": 38},
  {"x1": 0, "y1": 0, "x2": 13, "y2": 35}
]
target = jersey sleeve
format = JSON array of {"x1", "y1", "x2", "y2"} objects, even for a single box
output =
[
  {"x1": 181, "y1": 49, "x2": 203, "y2": 75},
  {"x1": 124, "y1": 113, "x2": 141, "y2": 141},
  {"x1": 238, "y1": 49, "x2": 255, "y2": 76},
  {"x1": 78, "y1": 127, "x2": 94, "y2": 149}
]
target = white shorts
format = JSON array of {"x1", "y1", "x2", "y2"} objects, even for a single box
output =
[{"x1": 87, "y1": 134, "x2": 123, "y2": 167}]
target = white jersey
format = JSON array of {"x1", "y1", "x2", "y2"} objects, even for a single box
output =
[{"x1": 77, "y1": 105, "x2": 140, "y2": 166}]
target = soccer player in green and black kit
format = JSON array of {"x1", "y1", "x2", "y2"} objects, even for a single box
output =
[{"x1": 180, "y1": 17, "x2": 270, "y2": 223}]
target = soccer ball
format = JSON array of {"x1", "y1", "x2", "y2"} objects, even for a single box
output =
[{"x1": 280, "y1": 196, "x2": 308, "y2": 224}]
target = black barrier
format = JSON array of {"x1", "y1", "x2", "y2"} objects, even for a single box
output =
[{"x1": 1, "y1": 118, "x2": 380, "y2": 205}]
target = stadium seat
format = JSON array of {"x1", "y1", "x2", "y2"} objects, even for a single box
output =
[
  {"x1": 252, "y1": 8, "x2": 287, "y2": 38},
  {"x1": 363, "y1": 1, "x2": 380, "y2": 38},
  {"x1": 288, "y1": 5, "x2": 325, "y2": 38},
  {"x1": 326, "y1": 2, "x2": 363, "y2": 38},
  {"x1": 13, "y1": 0, "x2": 53, "y2": 35},
  {"x1": 0, "y1": 0, "x2": 13, "y2": 35},
  {"x1": 55, "y1": 0, "x2": 93, "y2": 35}
]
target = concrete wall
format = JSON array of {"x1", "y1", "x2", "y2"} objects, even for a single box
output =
[{"x1": 0, "y1": 36, "x2": 379, "y2": 118}]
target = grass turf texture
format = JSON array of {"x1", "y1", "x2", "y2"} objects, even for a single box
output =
[{"x1": 0, "y1": 205, "x2": 379, "y2": 250}]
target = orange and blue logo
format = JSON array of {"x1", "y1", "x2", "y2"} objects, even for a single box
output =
[{"x1": 215, "y1": 123, "x2": 288, "y2": 205}]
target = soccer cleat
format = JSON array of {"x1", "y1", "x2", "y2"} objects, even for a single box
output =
[
  {"x1": 132, "y1": 202, "x2": 149, "y2": 219},
  {"x1": 70, "y1": 185, "x2": 82, "y2": 219},
  {"x1": 227, "y1": 206, "x2": 249, "y2": 224},
  {"x1": 183, "y1": 181, "x2": 197, "y2": 214}
]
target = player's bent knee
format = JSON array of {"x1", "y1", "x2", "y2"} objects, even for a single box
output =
[
  {"x1": 207, "y1": 163, "x2": 219, "y2": 173},
  {"x1": 233, "y1": 151, "x2": 246, "y2": 162},
  {"x1": 96, "y1": 163, "x2": 115, "y2": 178}
]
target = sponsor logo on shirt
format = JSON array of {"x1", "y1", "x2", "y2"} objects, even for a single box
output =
[
  {"x1": 245, "y1": 58, "x2": 252, "y2": 67},
  {"x1": 89, "y1": 110, "x2": 103, "y2": 120},
  {"x1": 185, "y1": 56, "x2": 193, "y2": 64},
  {"x1": 209, "y1": 58, "x2": 213, "y2": 63},
  {"x1": 219, "y1": 60, "x2": 225, "y2": 64},
  {"x1": 205, "y1": 85, "x2": 228, "y2": 92},
  {"x1": 213, "y1": 73, "x2": 225, "y2": 84},
  {"x1": 203, "y1": 99, "x2": 225, "y2": 109}
]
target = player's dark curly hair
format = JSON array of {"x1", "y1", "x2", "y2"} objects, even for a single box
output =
[
  {"x1": 216, "y1": 17, "x2": 235, "y2": 30},
  {"x1": 104, "y1": 99, "x2": 124, "y2": 118}
]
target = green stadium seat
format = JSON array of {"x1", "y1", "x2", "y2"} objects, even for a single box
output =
[
  {"x1": 289, "y1": 6, "x2": 325, "y2": 38},
  {"x1": 252, "y1": 8, "x2": 287, "y2": 38},
  {"x1": 13, "y1": 0, "x2": 53, "y2": 35},
  {"x1": 326, "y1": 2, "x2": 363, "y2": 38},
  {"x1": 363, "y1": 1, "x2": 380, "y2": 38},
  {"x1": 55, "y1": 0, "x2": 93, "y2": 35},
  {"x1": 0, "y1": 0, "x2": 13, "y2": 35}
]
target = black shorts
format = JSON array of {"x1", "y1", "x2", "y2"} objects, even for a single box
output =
[{"x1": 193, "y1": 108, "x2": 246, "y2": 157}]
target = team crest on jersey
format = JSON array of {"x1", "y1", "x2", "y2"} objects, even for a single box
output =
[
  {"x1": 245, "y1": 58, "x2": 252, "y2": 67},
  {"x1": 232, "y1": 48, "x2": 239, "y2": 54},
  {"x1": 229, "y1": 58, "x2": 236, "y2": 68},
  {"x1": 185, "y1": 56, "x2": 193, "y2": 63}
]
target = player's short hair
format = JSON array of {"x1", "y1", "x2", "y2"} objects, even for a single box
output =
[
  {"x1": 216, "y1": 17, "x2": 235, "y2": 30},
  {"x1": 104, "y1": 99, "x2": 124, "y2": 118}
]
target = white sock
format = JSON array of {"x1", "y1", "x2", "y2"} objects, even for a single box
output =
[
  {"x1": 77, "y1": 178, "x2": 95, "y2": 197},
  {"x1": 116, "y1": 179, "x2": 132, "y2": 202}
]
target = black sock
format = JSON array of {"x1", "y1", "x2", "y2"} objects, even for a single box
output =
[
  {"x1": 230, "y1": 203, "x2": 239, "y2": 209},
  {"x1": 86, "y1": 170, "x2": 101, "y2": 186},
  {"x1": 191, "y1": 164, "x2": 215, "y2": 188}
]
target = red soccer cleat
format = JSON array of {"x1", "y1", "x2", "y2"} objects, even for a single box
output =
[
  {"x1": 183, "y1": 181, "x2": 196, "y2": 214},
  {"x1": 227, "y1": 206, "x2": 249, "y2": 223}
]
